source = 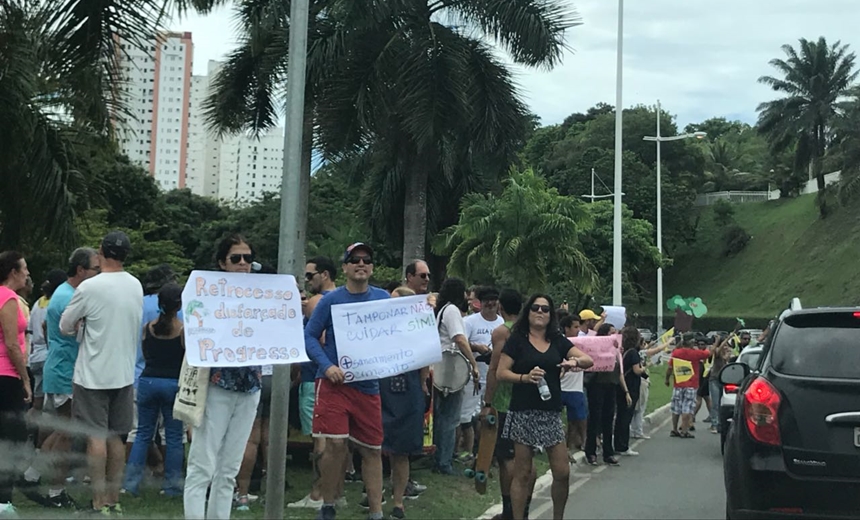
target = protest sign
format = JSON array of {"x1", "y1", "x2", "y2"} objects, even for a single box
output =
[
  {"x1": 602, "y1": 305, "x2": 627, "y2": 329},
  {"x1": 571, "y1": 334, "x2": 622, "y2": 372},
  {"x1": 332, "y1": 295, "x2": 442, "y2": 383},
  {"x1": 181, "y1": 270, "x2": 308, "y2": 367}
]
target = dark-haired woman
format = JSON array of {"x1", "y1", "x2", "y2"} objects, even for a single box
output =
[
  {"x1": 497, "y1": 295, "x2": 593, "y2": 520},
  {"x1": 123, "y1": 283, "x2": 185, "y2": 496},
  {"x1": 0, "y1": 252, "x2": 32, "y2": 517},
  {"x1": 584, "y1": 322, "x2": 631, "y2": 466},
  {"x1": 432, "y1": 278, "x2": 480, "y2": 475},
  {"x1": 614, "y1": 327, "x2": 644, "y2": 456}
]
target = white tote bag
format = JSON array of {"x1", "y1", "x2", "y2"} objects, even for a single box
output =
[{"x1": 173, "y1": 357, "x2": 211, "y2": 428}]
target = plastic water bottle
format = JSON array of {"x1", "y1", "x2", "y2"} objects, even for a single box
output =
[{"x1": 537, "y1": 376, "x2": 551, "y2": 401}]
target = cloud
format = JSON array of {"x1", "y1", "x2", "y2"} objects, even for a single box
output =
[{"x1": 170, "y1": 0, "x2": 860, "y2": 129}]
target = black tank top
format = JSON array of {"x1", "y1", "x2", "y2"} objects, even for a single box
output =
[{"x1": 140, "y1": 324, "x2": 184, "y2": 380}]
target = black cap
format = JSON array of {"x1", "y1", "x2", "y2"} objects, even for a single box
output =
[
  {"x1": 143, "y1": 264, "x2": 177, "y2": 294},
  {"x1": 101, "y1": 231, "x2": 132, "y2": 260},
  {"x1": 343, "y1": 242, "x2": 374, "y2": 263}
]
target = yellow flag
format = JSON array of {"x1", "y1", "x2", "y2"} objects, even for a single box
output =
[
  {"x1": 672, "y1": 358, "x2": 694, "y2": 384},
  {"x1": 703, "y1": 357, "x2": 712, "y2": 378},
  {"x1": 660, "y1": 327, "x2": 675, "y2": 344}
]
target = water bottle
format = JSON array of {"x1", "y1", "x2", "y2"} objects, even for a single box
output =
[{"x1": 537, "y1": 376, "x2": 551, "y2": 401}]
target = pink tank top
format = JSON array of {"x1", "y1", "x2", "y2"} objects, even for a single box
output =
[{"x1": 0, "y1": 286, "x2": 27, "y2": 378}]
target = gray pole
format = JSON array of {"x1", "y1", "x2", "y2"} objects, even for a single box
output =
[
  {"x1": 612, "y1": 0, "x2": 625, "y2": 305},
  {"x1": 266, "y1": 0, "x2": 310, "y2": 517},
  {"x1": 655, "y1": 100, "x2": 663, "y2": 334}
]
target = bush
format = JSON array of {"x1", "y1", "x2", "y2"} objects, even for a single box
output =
[
  {"x1": 713, "y1": 199, "x2": 736, "y2": 227},
  {"x1": 722, "y1": 224, "x2": 751, "y2": 257}
]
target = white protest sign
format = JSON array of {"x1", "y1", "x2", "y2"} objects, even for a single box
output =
[
  {"x1": 332, "y1": 295, "x2": 442, "y2": 383},
  {"x1": 602, "y1": 305, "x2": 627, "y2": 329},
  {"x1": 181, "y1": 270, "x2": 308, "y2": 367}
]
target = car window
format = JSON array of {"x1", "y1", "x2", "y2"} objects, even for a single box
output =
[
  {"x1": 772, "y1": 313, "x2": 860, "y2": 379},
  {"x1": 739, "y1": 351, "x2": 761, "y2": 369}
]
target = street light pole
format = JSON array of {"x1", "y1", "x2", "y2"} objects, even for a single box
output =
[
  {"x1": 612, "y1": 0, "x2": 624, "y2": 306},
  {"x1": 267, "y1": 0, "x2": 310, "y2": 517},
  {"x1": 643, "y1": 105, "x2": 706, "y2": 333}
]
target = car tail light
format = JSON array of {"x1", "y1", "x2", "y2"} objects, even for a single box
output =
[
  {"x1": 744, "y1": 377, "x2": 781, "y2": 446},
  {"x1": 724, "y1": 384, "x2": 738, "y2": 393}
]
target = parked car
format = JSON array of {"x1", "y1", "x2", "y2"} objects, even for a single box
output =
[
  {"x1": 708, "y1": 330, "x2": 729, "y2": 339},
  {"x1": 638, "y1": 328, "x2": 654, "y2": 342},
  {"x1": 718, "y1": 345, "x2": 764, "y2": 452},
  {"x1": 722, "y1": 308, "x2": 860, "y2": 519}
]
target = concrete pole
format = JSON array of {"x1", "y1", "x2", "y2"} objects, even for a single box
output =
[
  {"x1": 612, "y1": 0, "x2": 624, "y2": 305},
  {"x1": 656, "y1": 100, "x2": 663, "y2": 333}
]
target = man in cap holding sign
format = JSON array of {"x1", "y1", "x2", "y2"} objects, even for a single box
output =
[{"x1": 304, "y1": 242, "x2": 391, "y2": 520}]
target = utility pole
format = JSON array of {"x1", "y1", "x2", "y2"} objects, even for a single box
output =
[
  {"x1": 612, "y1": 0, "x2": 624, "y2": 306},
  {"x1": 266, "y1": 0, "x2": 310, "y2": 517}
]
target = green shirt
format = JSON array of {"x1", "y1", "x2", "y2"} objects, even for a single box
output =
[{"x1": 491, "y1": 321, "x2": 514, "y2": 413}]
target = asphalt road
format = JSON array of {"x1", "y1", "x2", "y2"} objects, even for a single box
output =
[{"x1": 528, "y1": 413, "x2": 726, "y2": 520}]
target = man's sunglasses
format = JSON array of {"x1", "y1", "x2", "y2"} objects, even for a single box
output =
[
  {"x1": 229, "y1": 254, "x2": 254, "y2": 264},
  {"x1": 304, "y1": 271, "x2": 320, "y2": 281},
  {"x1": 530, "y1": 304, "x2": 551, "y2": 314},
  {"x1": 417, "y1": 273, "x2": 431, "y2": 280},
  {"x1": 346, "y1": 255, "x2": 373, "y2": 265}
]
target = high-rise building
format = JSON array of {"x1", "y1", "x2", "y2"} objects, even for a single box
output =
[{"x1": 116, "y1": 31, "x2": 193, "y2": 190}]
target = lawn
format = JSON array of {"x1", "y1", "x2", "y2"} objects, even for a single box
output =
[{"x1": 645, "y1": 364, "x2": 671, "y2": 415}]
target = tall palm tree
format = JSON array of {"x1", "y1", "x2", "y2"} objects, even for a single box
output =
[
  {"x1": 0, "y1": 0, "x2": 220, "y2": 250},
  {"x1": 434, "y1": 168, "x2": 595, "y2": 295},
  {"x1": 833, "y1": 90, "x2": 860, "y2": 203},
  {"x1": 757, "y1": 37, "x2": 859, "y2": 218},
  {"x1": 205, "y1": 0, "x2": 579, "y2": 270}
]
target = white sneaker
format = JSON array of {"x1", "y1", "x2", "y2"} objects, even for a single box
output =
[
  {"x1": 631, "y1": 434, "x2": 651, "y2": 440},
  {"x1": 287, "y1": 494, "x2": 323, "y2": 510},
  {"x1": 619, "y1": 449, "x2": 639, "y2": 456},
  {"x1": 0, "y1": 503, "x2": 18, "y2": 519},
  {"x1": 335, "y1": 496, "x2": 348, "y2": 508}
]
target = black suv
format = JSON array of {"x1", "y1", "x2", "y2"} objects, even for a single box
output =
[{"x1": 721, "y1": 308, "x2": 860, "y2": 519}]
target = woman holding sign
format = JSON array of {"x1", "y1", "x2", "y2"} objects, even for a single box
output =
[
  {"x1": 184, "y1": 235, "x2": 262, "y2": 520},
  {"x1": 496, "y1": 295, "x2": 593, "y2": 520}
]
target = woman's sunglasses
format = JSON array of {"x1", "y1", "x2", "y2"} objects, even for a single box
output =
[
  {"x1": 229, "y1": 254, "x2": 254, "y2": 264},
  {"x1": 530, "y1": 304, "x2": 551, "y2": 314}
]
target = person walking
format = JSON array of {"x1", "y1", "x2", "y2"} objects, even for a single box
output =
[
  {"x1": 184, "y1": 234, "x2": 262, "y2": 520},
  {"x1": 0, "y1": 251, "x2": 33, "y2": 518},
  {"x1": 496, "y1": 294, "x2": 592, "y2": 520},
  {"x1": 122, "y1": 283, "x2": 185, "y2": 497}
]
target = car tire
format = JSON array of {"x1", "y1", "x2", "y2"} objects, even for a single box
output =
[
  {"x1": 720, "y1": 429, "x2": 727, "y2": 455},
  {"x1": 725, "y1": 500, "x2": 734, "y2": 520}
]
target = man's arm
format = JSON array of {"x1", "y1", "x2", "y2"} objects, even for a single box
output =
[
  {"x1": 59, "y1": 287, "x2": 86, "y2": 337},
  {"x1": 304, "y1": 297, "x2": 333, "y2": 375}
]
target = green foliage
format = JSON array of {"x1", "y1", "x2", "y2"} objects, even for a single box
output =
[
  {"x1": 434, "y1": 168, "x2": 596, "y2": 295},
  {"x1": 722, "y1": 225, "x2": 751, "y2": 257},
  {"x1": 712, "y1": 199, "x2": 735, "y2": 227}
]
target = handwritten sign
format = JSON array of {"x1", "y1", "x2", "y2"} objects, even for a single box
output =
[
  {"x1": 181, "y1": 270, "x2": 308, "y2": 367},
  {"x1": 570, "y1": 334, "x2": 622, "y2": 373},
  {"x1": 332, "y1": 295, "x2": 442, "y2": 382},
  {"x1": 602, "y1": 305, "x2": 627, "y2": 329}
]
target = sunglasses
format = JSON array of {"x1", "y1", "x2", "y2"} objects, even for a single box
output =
[
  {"x1": 304, "y1": 271, "x2": 320, "y2": 281},
  {"x1": 417, "y1": 273, "x2": 431, "y2": 280},
  {"x1": 346, "y1": 255, "x2": 373, "y2": 265},
  {"x1": 229, "y1": 254, "x2": 254, "y2": 264},
  {"x1": 530, "y1": 304, "x2": 551, "y2": 314}
]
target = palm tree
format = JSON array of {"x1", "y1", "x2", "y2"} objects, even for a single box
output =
[
  {"x1": 757, "y1": 37, "x2": 859, "y2": 218},
  {"x1": 434, "y1": 168, "x2": 595, "y2": 295},
  {"x1": 833, "y1": 91, "x2": 860, "y2": 203},
  {"x1": 205, "y1": 0, "x2": 580, "y2": 270},
  {"x1": 0, "y1": 0, "x2": 220, "y2": 250}
]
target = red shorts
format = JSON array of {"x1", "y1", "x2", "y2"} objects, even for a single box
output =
[{"x1": 313, "y1": 378, "x2": 383, "y2": 449}]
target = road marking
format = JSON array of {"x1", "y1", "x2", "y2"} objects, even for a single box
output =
[{"x1": 592, "y1": 465, "x2": 607, "y2": 474}]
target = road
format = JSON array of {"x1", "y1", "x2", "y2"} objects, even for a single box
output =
[{"x1": 529, "y1": 414, "x2": 726, "y2": 520}]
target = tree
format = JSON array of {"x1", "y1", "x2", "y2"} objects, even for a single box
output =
[
  {"x1": 433, "y1": 168, "x2": 596, "y2": 295},
  {"x1": 757, "y1": 37, "x2": 859, "y2": 218},
  {"x1": 833, "y1": 92, "x2": 860, "y2": 203}
]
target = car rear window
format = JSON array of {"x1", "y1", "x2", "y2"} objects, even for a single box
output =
[
  {"x1": 772, "y1": 313, "x2": 860, "y2": 378},
  {"x1": 740, "y1": 351, "x2": 761, "y2": 369}
]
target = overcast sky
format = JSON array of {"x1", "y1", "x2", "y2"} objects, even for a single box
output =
[{"x1": 171, "y1": 0, "x2": 860, "y2": 129}]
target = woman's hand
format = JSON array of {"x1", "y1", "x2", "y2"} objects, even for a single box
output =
[
  {"x1": 22, "y1": 378, "x2": 32, "y2": 404},
  {"x1": 525, "y1": 366, "x2": 545, "y2": 384},
  {"x1": 625, "y1": 392, "x2": 633, "y2": 408},
  {"x1": 559, "y1": 358, "x2": 579, "y2": 372}
]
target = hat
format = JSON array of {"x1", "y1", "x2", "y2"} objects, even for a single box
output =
[
  {"x1": 101, "y1": 231, "x2": 132, "y2": 259},
  {"x1": 143, "y1": 264, "x2": 177, "y2": 293},
  {"x1": 579, "y1": 309, "x2": 600, "y2": 321},
  {"x1": 343, "y1": 242, "x2": 374, "y2": 263}
]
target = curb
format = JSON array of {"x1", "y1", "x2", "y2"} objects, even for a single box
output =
[{"x1": 478, "y1": 402, "x2": 672, "y2": 519}]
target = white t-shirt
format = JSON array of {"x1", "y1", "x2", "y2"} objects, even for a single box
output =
[
  {"x1": 438, "y1": 304, "x2": 466, "y2": 353},
  {"x1": 60, "y1": 271, "x2": 144, "y2": 390},
  {"x1": 465, "y1": 312, "x2": 503, "y2": 383},
  {"x1": 563, "y1": 330, "x2": 589, "y2": 392},
  {"x1": 28, "y1": 299, "x2": 50, "y2": 365}
]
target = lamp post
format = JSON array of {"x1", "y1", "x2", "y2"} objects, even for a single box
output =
[
  {"x1": 642, "y1": 99, "x2": 706, "y2": 332},
  {"x1": 612, "y1": 0, "x2": 624, "y2": 306}
]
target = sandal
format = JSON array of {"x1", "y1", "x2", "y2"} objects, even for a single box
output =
[
  {"x1": 680, "y1": 431, "x2": 695, "y2": 439},
  {"x1": 670, "y1": 430, "x2": 680, "y2": 437}
]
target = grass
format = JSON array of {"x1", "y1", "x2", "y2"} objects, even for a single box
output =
[
  {"x1": 644, "y1": 194, "x2": 860, "y2": 318},
  {"x1": 645, "y1": 364, "x2": 671, "y2": 415}
]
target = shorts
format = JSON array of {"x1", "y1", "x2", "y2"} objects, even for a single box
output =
[
  {"x1": 379, "y1": 372, "x2": 424, "y2": 456},
  {"x1": 73, "y1": 384, "x2": 134, "y2": 437},
  {"x1": 460, "y1": 388, "x2": 482, "y2": 424},
  {"x1": 312, "y1": 378, "x2": 383, "y2": 449},
  {"x1": 298, "y1": 381, "x2": 315, "y2": 436},
  {"x1": 697, "y1": 375, "x2": 710, "y2": 398},
  {"x1": 30, "y1": 362, "x2": 45, "y2": 398},
  {"x1": 561, "y1": 391, "x2": 588, "y2": 421},
  {"x1": 256, "y1": 375, "x2": 272, "y2": 419},
  {"x1": 671, "y1": 387, "x2": 697, "y2": 415},
  {"x1": 501, "y1": 409, "x2": 565, "y2": 449},
  {"x1": 495, "y1": 412, "x2": 515, "y2": 461},
  {"x1": 44, "y1": 393, "x2": 73, "y2": 413}
]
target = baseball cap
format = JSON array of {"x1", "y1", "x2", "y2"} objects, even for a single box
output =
[
  {"x1": 101, "y1": 231, "x2": 132, "y2": 260},
  {"x1": 579, "y1": 309, "x2": 600, "y2": 321},
  {"x1": 343, "y1": 242, "x2": 374, "y2": 263}
]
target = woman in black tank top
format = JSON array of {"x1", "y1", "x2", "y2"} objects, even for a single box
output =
[{"x1": 122, "y1": 283, "x2": 185, "y2": 497}]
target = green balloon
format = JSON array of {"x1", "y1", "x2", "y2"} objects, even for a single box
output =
[{"x1": 667, "y1": 295, "x2": 685, "y2": 311}]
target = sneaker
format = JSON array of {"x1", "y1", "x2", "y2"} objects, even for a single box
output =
[
  {"x1": 403, "y1": 485, "x2": 420, "y2": 501},
  {"x1": 405, "y1": 480, "x2": 426, "y2": 495},
  {"x1": 316, "y1": 505, "x2": 336, "y2": 520},
  {"x1": 631, "y1": 434, "x2": 650, "y2": 440},
  {"x1": 0, "y1": 503, "x2": 18, "y2": 519},
  {"x1": 456, "y1": 451, "x2": 474, "y2": 464},
  {"x1": 390, "y1": 506, "x2": 406, "y2": 520},
  {"x1": 43, "y1": 490, "x2": 77, "y2": 509},
  {"x1": 110, "y1": 504, "x2": 123, "y2": 517},
  {"x1": 344, "y1": 471, "x2": 361, "y2": 483},
  {"x1": 604, "y1": 457, "x2": 620, "y2": 466},
  {"x1": 689, "y1": 425, "x2": 696, "y2": 432},
  {"x1": 287, "y1": 495, "x2": 323, "y2": 510},
  {"x1": 586, "y1": 455, "x2": 598, "y2": 466},
  {"x1": 234, "y1": 495, "x2": 250, "y2": 512},
  {"x1": 359, "y1": 495, "x2": 387, "y2": 510},
  {"x1": 335, "y1": 496, "x2": 348, "y2": 508},
  {"x1": 709, "y1": 426, "x2": 719, "y2": 434},
  {"x1": 618, "y1": 449, "x2": 639, "y2": 456}
]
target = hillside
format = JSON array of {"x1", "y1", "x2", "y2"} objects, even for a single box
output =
[{"x1": 658, "y1": 194, "x2": 860, "y2": 318}]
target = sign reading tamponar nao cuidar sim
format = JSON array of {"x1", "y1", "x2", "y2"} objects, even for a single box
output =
[{"x1": 181, "y1": 270, "x2": 308, "y2": 367}]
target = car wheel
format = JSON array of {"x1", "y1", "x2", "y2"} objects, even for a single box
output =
[
  {"x1": 720, "y1": 429, "x2": 727, "y2": 455},
  {"x1": 726, "y1": 500, "x2": 734, "y2": 520}
]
